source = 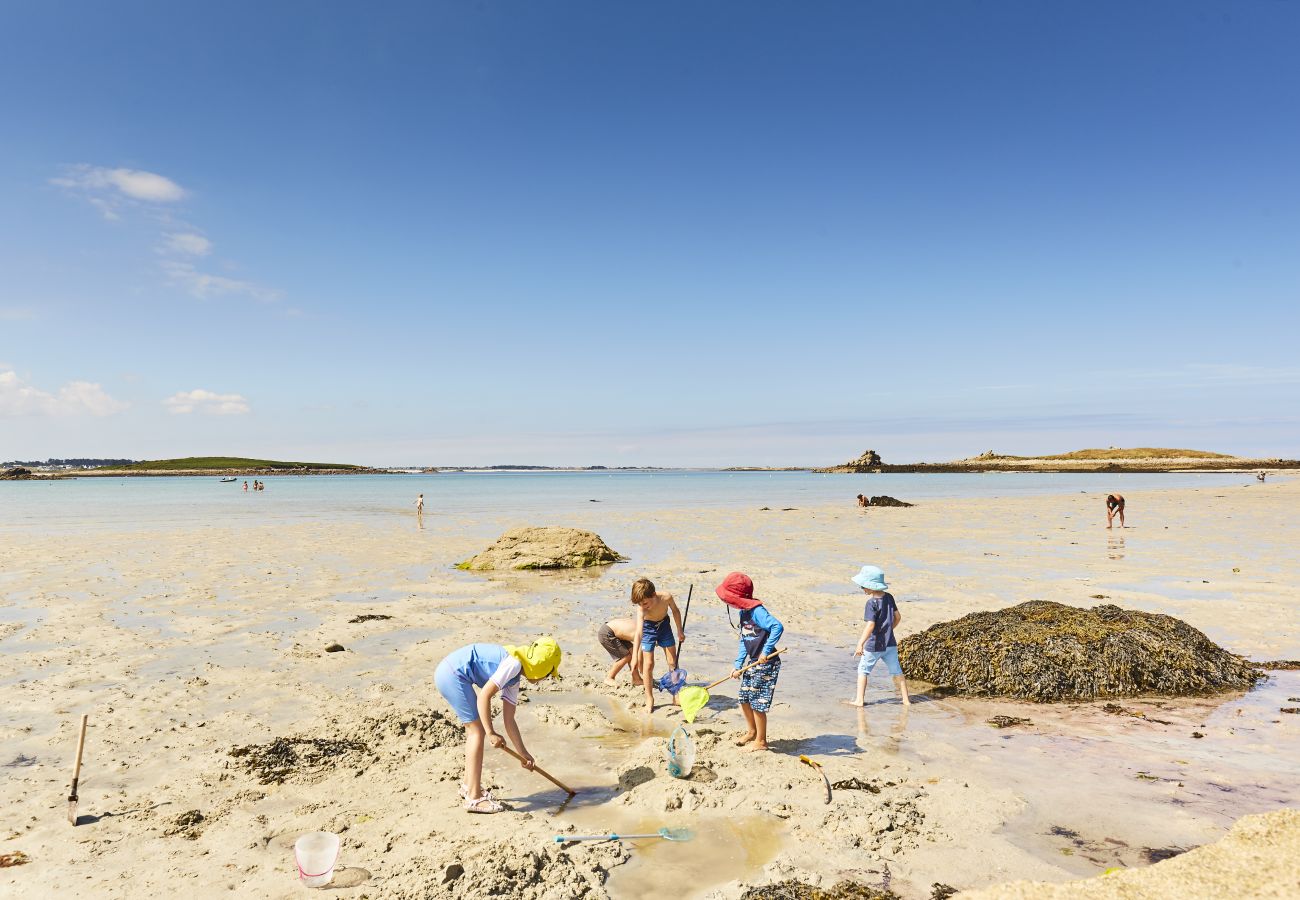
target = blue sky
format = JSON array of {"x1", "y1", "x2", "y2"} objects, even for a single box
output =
[{"x1": 2, "y1": 1, "x2": 1298, "y2": 466}]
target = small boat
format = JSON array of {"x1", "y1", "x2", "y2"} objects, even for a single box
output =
[{"x1": 219, "y1": 476, "x2": 238, "y2": 483}]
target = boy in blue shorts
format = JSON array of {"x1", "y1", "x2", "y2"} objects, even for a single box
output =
[
  {"x1": 851, "y1": 565, "x2": 911, "y2": 707},
  {"x1": 630, "y1": 578, "x2": 684, "y2": 713}
]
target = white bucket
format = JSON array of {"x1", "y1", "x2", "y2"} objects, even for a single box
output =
[{"x1": 294, "y1": 831, "x2": 340, "y2": 888}]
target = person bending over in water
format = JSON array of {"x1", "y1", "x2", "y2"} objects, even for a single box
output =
[
  {"x1": 598, "y1": 617, "x2": 642, "y2": 686},
  {"x1": 434, "y1": 638, "x2": 562, "y2": 813},
  {"x1": 856, "y1": 494, "x2": 868, "y2": 508},
  {"x1": 1106, "y1": 493, "x2": 1125, "y2": 529},
  {"x1": 630, "y1": 578, "x2": 683, "y2": 713}
]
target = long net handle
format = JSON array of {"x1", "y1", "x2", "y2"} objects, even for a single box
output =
[
  {"x1": 498, "y1": 744, "x2": 575, "y2": 795},
  {"x1": 705, "y1": 647, "x2": 787, "y2": 690}
]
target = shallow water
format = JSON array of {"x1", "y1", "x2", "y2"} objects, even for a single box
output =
[{"x1": 0, "y1": 470, "x2": 1254, "y2": 533}]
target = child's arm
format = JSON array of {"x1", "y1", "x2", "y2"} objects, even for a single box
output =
[
  {"x1": 667, "y1": 594, "x2": 684, "y2": 644},
  {"x1": 755, "y1": 606, "x2": 783, "y2": 662},
  {"x1": 501, "y1": 701, "x2": 533, "y2": 769},
  {"x1": 477, "y1": 680, "x2": 502, "y2": 743},
  {"x1": 855, "y1": 622, "x2": 876, "y2": 656},
  {"x1": 631, "y1": 604, "x2": 646, "y2": 670}
]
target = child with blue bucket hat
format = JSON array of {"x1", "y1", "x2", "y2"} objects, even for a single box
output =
[{"x1": 850, "y1": 566, "x2": 911, "y2": 707}]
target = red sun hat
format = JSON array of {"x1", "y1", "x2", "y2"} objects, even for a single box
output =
[{"x1": 716, "y1": 572, "x2": 761, "y2": 610}]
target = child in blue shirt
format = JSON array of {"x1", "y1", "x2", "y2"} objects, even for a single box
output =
[
  {"x1": 850, "y1": 565, "x2": 910, "y2": 707},
  {"x1": 716, "y1": 572, "x2": 784, "y2": 751}
]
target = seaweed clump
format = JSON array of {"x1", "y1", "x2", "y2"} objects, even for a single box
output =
[
  {"x1": 899, "y1": 601, "x2": 1264, "y2": 702},
  {"x1": 740, "y1": 881, "x2": 897, "y2": 900},
  {"x1": 229, "y1": 736, "x2": 370, "y2": 784}
]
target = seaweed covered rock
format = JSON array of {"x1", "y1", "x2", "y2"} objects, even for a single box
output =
[
  {"x1": 867, "y1": 495, "x2": 913, "y2": 508},
  {"x1": 899, "y1": 601, "x2": 1263, "y2": 702},
  {"x1": 456, "y1": 526, "x2": 623, "y2": 571}
]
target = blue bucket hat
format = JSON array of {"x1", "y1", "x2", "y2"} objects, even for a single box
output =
[{"x1": 852, "y1": 565, "x2": 888, "y2": 591}]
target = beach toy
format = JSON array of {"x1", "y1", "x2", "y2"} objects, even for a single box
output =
[
  {"x1": 655, "y1": 585, "x2": 692, "y2": 696},
  {"x1": 67, "y1": 714, "x2": 89, "y2": 826},
  {"x1": 294, "y1": 832, "x2": 340, "y2": 888},
  {"x1": 665, "y1": 724, "x2": 695, "y2": 778},
  {"x1": 554, "y1": 827, "x2": 694, "y2": 844},
  {"x1": 677, "y1": 648, "x2": 788, "y2": 723}
]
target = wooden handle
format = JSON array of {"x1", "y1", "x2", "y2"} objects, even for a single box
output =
[
  {"x1": 497, "y1": 744, "x2": 575, "y2": 795},
  {"x1": 706, "y1": 647, "x2": 787, "y2": 690},
  {"x1": 70, "y1": 714, "x2": 89, "y2": 785}
]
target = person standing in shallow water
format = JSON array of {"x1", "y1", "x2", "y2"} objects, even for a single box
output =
[
  {"x1": 850, "y1": 565, "x2": 910, "y2": 707},
  {"x1": 1106, "y1": 493, "x2": 1126, "y2": 528},
  {"x1": 717, "y1": 572, "x2": 784, "y2": 752}
]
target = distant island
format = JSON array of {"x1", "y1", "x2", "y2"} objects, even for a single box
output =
[
  {"x1": 77, "y1": 456, "x2": 375, "y2": 476},
  {"x1": 816, "y1": 447, "x2": 1297, "y2": 474}
]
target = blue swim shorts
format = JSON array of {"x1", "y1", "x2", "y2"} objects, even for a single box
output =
[
  {"x1": 737, "y1": 657, "x2": 781, "y2": 712},
  {"x1": 640, "y1": 617, "x2": 676, "y2": 652},
  {"x1": 434, "y1": 657, "x2": 480, "y2": 724},
  {"x1": 858, "y1": 645, "x2": 904, "y2": 677}
]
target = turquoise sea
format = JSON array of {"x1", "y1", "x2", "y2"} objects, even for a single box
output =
[{"x1": 0, "y1": 470, "x2": 1256, "y2": 532}]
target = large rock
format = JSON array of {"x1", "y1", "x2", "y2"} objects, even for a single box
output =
[
  {"x1": 814, "y1": 449, "x2": 884, "y2": 473},
  {"x1": 899, "y1": 601, "x2": 1263, "y2": 702},
  {"x1": 456, "y1": 527, "x2": 623, "y2": 571}
]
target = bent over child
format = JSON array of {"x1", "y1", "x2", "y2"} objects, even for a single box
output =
[{"x1": 434, "y1": 638, "x2": 562, "y2": 813}]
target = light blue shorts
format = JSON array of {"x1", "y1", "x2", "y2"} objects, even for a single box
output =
[
  {"x1": 434, "y1": 658, "x2": 480, "y2": 724},
  {"x1": 858, "y1": 645, "x2": 903, "y2": 677}
]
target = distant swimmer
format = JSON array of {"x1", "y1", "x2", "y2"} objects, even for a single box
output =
[
  {"x1": 243, "y1": 480, "x2": 248, "y2": 492},
  {"x1": 856, "y1": 494, "x2": 868, "y2": 508},
  {"x1": 1257, "y1": 471, "x2": 1267, "y2": 482},
  {"x1": 415, "y1": 493, "x2": 425, "y2": 515},
  {"x1": 1106, "y1": 493, "x2": 1126, "y2": 529}
]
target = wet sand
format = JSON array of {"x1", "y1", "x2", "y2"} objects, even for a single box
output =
[{"x1": 1, "y1": 477, "x2": 1297, "y2": 897}]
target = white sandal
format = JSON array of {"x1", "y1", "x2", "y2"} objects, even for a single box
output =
[
  {"x1": 459, "y1": 783, "x2": 493, "y2": 800},
  {"x1": 464, "y1": 795, "x2": 504, "y2": 814}
]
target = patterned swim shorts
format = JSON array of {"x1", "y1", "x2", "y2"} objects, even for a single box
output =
[{"x1": 737, "y1": 657, "x2": 781, "y2": 712}]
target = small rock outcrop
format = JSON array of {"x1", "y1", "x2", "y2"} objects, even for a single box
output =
[
  {"x1": 815, "y1": 450, "x2": 883, "y2": 473},
  {"x1": 899, "y1": 601, "x2": 1264, "y2": 702},
  {"x1": 867, "y1": 495, "x2": 913, "y2": 508},
  {"x1": 1, "y1": 467, "x2": 33, "y2": 480},
  {"x1": 456, "y1": 526, "x2": 623, "y2": 571}
]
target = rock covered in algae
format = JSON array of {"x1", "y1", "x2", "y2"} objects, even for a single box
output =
[
  {"x1": 898, "y1": 601, "x2": 1264, "y2": 702},
  {"x1": 456, "y1": 526, "x2": 623, "y2": 571}
]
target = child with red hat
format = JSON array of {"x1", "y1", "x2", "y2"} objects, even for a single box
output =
[{"x1": 716, "y1": 572, "x2": 784, "y2": 751}]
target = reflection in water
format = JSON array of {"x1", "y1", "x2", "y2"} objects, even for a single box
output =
[
  {"x1": 856, "y1": 704, "x2": 910, "y2": 746},
  {"x1": 1107, "y1": 535, "x2": 1126, "y2": 560}
]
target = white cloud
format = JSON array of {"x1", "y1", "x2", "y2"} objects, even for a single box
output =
[
  {"x1": 0, "y1": 370, "x2": 128, "y2": 417},
  {"x1": 160, "y1": 260, "x2": 281, "y2": 302},
  {"x1": 52, "y1": 164, "x2": 186, "y2": 204},
  {"x1": 164, "y1": 389, "x2": 251, "y2": 416},
  {"x1": 160, "y1": 232, "x2": 212, "y2": 256}
]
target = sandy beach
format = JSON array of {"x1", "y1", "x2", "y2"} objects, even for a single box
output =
[{"x1": 2, "y1": 476, "x2": 1298, "y2": 898}]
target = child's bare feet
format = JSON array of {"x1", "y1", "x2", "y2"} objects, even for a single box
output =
[
  {"x1": 744, "y1": 742, "x2": 770, "y2": 752},
  {"x1": 644, "y1": 701, "x2": 655, "y2": 714},
  {"x1": 734, "y1": 731, "x2": 756, "y2": 746},
  {"x1": 842, "y1": 699, "x2": 865, "y2": 707},
  {"x1": 604, "y1": 677, "x2": 619, "y2": 687}
]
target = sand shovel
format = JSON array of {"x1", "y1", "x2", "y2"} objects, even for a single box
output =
[
  {"x1": 677, "y1": 648, "x2": 788, "y2": 723},
  {"x1": 800, "y1": 755, "x2": 832, "y2": 804},
  {"x1": 496, "y1": 744, "x2": 576, "y2": 796},
  {"x1": 554, "y1": 827, "x2": 694, "y2": 844},
  {"x1": 67, "y1": 714, "x2": 89, "y2": 826},
  {"x1": 655, "y1": 584, "x2": 693, "y2": 696}
]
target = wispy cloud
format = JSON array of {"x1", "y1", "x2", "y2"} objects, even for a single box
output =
[
  {"x1": 164, "y1": 388, "x2": 251, "y2": 415},
  {"x1": 159, "y1": 232, "x2": 212, "y2": 257},
  {"x1": 160, "y1": 261, "x2": 281, "y2": 302},
  {"x1": 0, "y1": 370, "x2": 128, "y2": 417},
  {"x1": 52, "y1": 163, "x2": 282, "y2": 304},
  {"x1": 51, "y1": 164, "x2": 186, "y2": 219}
]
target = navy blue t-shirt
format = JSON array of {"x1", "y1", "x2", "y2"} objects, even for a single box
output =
[{"x1": 863, "y1": 592, "x2": 898, "y2": 652}]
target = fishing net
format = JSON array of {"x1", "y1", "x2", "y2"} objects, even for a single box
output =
[
  {"x1": 677, "y1": 685, "x2": 710, "y2": 723},
  {"x1": 656, "y1": 667, "x2": 688, "y2": 695}
]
